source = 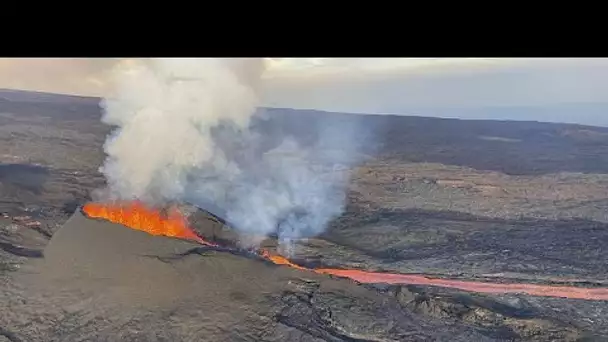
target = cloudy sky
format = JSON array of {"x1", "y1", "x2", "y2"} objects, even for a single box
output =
[{"x1": 1, "y1": 58, "x2": 607, "y2": 126}]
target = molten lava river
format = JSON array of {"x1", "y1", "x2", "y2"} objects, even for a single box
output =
[{"x1": 82, "y1": 202, "x2": 608, "y2": 301}]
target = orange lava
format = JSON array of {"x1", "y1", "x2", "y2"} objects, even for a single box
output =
[
  {"x1": 82, "y1": 201, "x2": 215, "y2": 246},
  {"x1": 79, "y1": 203, "x2": 608, "y2": 301},
  {"x1": 313, "y1": 268, "x2": 608, "y2": 301},
  {"x1": 260, "y1": 250, "x2": 307, "y2": 270},
  {"x1": 259, "y1": 250, "x2": 608, "y2": 301}
]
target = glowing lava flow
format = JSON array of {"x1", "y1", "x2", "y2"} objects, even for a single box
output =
[
  {"x1": 258, "y1": 251, "x2": 608, "y2": 301},
  {"x1": 82, "y1": 201, "x2": 216, "y2": 246},
  {"x1": 312, "y1": 268, "x2": 608, "y2": 301},
  {"x1": 260, "y1": 250, "x2": 307, "y2": 271},
  {"x1": 80, "y1": 203, "x2": 608, "y2": 301}
]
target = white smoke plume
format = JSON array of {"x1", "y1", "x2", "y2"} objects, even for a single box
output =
[{"x1": 96, "y1": 58, "x2": 365, "y2": 254}]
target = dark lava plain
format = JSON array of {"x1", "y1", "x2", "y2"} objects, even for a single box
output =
[{"x1": 2, "y1": 89, "x2": 608, "y2": 341}]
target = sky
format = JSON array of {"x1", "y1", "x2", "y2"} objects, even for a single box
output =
[{"x1": 1, "y1": 58, "x2": 607, "y2": 126}]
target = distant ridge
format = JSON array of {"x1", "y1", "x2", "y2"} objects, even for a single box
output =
[
  {"x1": 4, "y1": 89, "x2": 608, "y2": 175},
  {"x1": 2, "y1": 88, "x2": 608, "y2": 130},
  {"x1": 0, "y1": 89, "x2": 100, "y2": 104}
]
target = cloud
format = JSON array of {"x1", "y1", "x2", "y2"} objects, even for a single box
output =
[
  {"x1": 264, "y1": 58, "x2": 520, "y2": 80},
  {"x1": 262, "y1": 58, "x2": 608, "y2": 126},
  {"x1": 0, "y1": 58, "x2": 521, "y2": 97},
  {"x1": 263, "y1": 58, "x2": 608, "y2": 109},
  {"x1": 2, "y1": 58, "x2": 608, "y2": 126},
  {"x1": 0, "y1": 58, "x2": 118, "y2": 97}
]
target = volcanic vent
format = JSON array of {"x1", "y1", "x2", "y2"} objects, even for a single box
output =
[
  {"x1": 82, "y1": 201, "x2": 213, "y2": 245},
  {"x1": 79, "y1": 200, "x2": 309, "y2": 264}
]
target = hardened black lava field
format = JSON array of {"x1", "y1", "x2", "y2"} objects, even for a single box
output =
[{"x1": 2, "y1": 89, "x2": 608, "y2": 341}]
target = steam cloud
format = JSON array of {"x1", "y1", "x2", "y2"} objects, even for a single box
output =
[{"x1": 96, "y1": 58, "x2": 365, "y2": 254}]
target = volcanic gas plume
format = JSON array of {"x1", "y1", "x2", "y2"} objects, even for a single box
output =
[{"x1": 95, "y1": 58, "x2": 361, "y2": 253}]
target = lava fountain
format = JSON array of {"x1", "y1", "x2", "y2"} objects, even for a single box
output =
[
  {"x1": 82, "y1": 201, "x2": 216, "y2": 246},
  {"x1": 81, "y1": 202, "x2": 608, "y2": 301}
]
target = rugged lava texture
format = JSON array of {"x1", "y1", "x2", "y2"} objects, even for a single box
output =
[
  {"x1": 0, "y1": 211, "x2": 598, "y2": 341},
  {"x1": 2, "y1": 89, "x2": 608, "y2": 340}
]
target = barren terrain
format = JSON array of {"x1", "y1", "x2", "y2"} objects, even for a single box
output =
[{"x1": 2, "y1": 89, "x2": 608, "y2": 341}]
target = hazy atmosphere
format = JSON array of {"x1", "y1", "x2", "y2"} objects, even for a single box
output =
[{"x1": 2, "y1": 58, "x2": 608, "y2": 126}]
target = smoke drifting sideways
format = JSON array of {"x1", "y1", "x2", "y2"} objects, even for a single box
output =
[{"x1": 94, "y1": 58, "x2": 370, "y2": 255}]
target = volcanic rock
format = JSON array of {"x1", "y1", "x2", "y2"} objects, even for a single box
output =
[
  {"x1": 3, "y1": 90, "x2": 608, "y2": 341},
  {"x1": 0, "y1": 210, "x2": 551, "y2": 342}
]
